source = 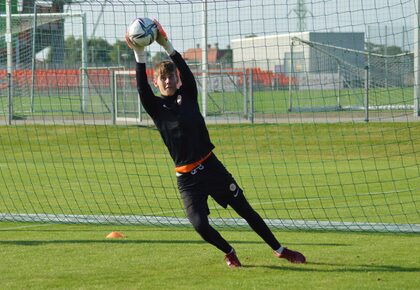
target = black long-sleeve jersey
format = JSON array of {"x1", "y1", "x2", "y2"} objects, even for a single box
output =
[{"x1": 136, "y1": 51, "x2": 215, "y2": 167}]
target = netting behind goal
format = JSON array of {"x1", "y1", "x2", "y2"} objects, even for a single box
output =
[
  {"x1": 113, "y1": 68, "x2": 249, "y2": 124},
  {"x1": 0, "y1": 0, "x2": 419, "y2": 232},
  {"x1": 288, "y1": 36, "x2": 414, "y2": 114},
  {"x1": 1, "y1": 11, "x2": 87, "y2": 117}
]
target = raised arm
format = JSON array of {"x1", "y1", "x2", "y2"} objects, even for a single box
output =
[
  {"x1": 125, "y1": 30, "x2": 157, "y2": 116},
  {"x1": 154, "y1": 20, "x2": 198, "y2": 100},
  {"x1": 170, "y1": 52, "x2": 198, "y2": 99}
]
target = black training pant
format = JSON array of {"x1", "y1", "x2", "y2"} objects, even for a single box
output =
[{"x1": 177, "y1": 154, "x2": 281, "y2": 253}]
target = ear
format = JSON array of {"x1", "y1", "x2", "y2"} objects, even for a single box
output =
[{"x1": 153, "y1": 78, "x2": 158, "y2": 88}]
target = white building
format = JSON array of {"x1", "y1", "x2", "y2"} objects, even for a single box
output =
[{"x1": 231, "y1": 32, "x2": 365, "y2": 73}]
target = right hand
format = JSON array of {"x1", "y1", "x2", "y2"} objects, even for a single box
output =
[
  {"x1": 125, "y1": 31, "x2": 144, "y2": 52},
  {"x1": 125, "y1": 31, "x2": 145, "y2": 63}
]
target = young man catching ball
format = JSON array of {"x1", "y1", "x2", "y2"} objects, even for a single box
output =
[{"x1": 125, "y1": 19, "x2": 306, "y2": 268}]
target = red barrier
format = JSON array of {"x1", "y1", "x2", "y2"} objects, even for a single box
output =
[
  {"x1": 0, "y1": 68, "x2": 293, "y2": 90},
  {"x1": 1, "y1": 69, "x2": 81, "y2": 90}
]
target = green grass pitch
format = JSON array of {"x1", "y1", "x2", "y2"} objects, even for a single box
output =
[{"x1": 0, "y1": 222, "x2": 419, "y2": 289}]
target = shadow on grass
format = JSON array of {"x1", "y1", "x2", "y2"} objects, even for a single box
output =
[
  {"x1": 243, "y1": 261, "x2": 420, "y2": 273},
  {"x1": 0, "y1": 239, "x2": 205, "y2": 246},
  {"x1": 0, "y1": 239, "x2": 349, "y2": 247}
]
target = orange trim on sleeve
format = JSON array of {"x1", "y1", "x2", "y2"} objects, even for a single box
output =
[{"x1": 175, "y1": 151, "x2": 213, "y2": 173}]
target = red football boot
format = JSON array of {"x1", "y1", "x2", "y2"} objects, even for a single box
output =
[
  {"x1": 274, "y1": 247, "x2": 306, "y2": 264},
  {"x1": 224, "y1": 249, "x2": 242, "y2": 268}
]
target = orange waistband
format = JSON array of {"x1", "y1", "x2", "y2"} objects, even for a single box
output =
[{"x1": 175, "y1": 151, "x2": 213, "y2": 173}]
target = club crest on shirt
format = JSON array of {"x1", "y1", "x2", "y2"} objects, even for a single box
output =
[
  {"x1": 176, "y1": 95, "x2": 182, "y2": 105},
  {"x1": 229, "y1": 183, "x2": 237, "y2": 191}
]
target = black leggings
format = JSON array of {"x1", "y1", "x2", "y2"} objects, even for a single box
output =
[
  {"x1": 187, "y1": 193, "x2": 281, "y2": 254},
  {"x1": 179, "y1": 154, "x2": 281, "y2": 254}
]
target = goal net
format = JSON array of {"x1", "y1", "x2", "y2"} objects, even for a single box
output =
[
  {"x1": 113, "y1": 68, "x2": 250, "y2": 124},
  {"x1": 113, "y1": 69, "x2": 148, "y2": 124},
  {"x1": 0, "y1": 11, "x2": 86, "y2": 116},
  {"x1": 0, "y1": 0, "x2": 419, "y2": 233},
  {"x1": 289, "y1": 36, "x2": 414, "y2": 114}
]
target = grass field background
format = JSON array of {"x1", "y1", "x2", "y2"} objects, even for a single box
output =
[
  {"x1": 0, "y1": 222, "x2": 419, "y2": 289},
  {"x1": 1, "y1": 86, "x2": 415, "y2": 117}
]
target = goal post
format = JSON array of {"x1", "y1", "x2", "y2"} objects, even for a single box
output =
[
  {"x1": 289, "y1": 36, "x2": 415, "y2": 117},
  {"x1": 195, "y1": 67, "x2": 252, "y2": 120},
  {"x1": 415, "y1": 0, "x2": 420, "y2": 116},
  {"x1": 112, "y1": 69, "x2": 145, "y2": 124},
  {"x1": 112, "y1": 67, "x2": 252, "y2": 124},
  {"x1": 0, "y1": 11, "x2": 87, "y2": 115}
]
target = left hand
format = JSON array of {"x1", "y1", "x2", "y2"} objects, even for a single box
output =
[{"x1": 153, "y1": 19, "x2": 175, "y2": 55}]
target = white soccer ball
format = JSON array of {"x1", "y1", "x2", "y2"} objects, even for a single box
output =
[{"x1": 127, "y1": 17, "x2": 158, "y2": 47}]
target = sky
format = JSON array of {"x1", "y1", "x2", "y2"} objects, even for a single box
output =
[{"x1": 60, "y1": 0, "x2": 418, "y2": 53}]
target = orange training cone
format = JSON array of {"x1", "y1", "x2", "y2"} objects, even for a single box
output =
[{"x1": 106, "y1": 231, "x2": 125, "y2": 239}]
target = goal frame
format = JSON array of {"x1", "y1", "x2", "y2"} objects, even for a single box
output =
[
  {"x1": 289, "y1": 36, "x2": 416, "y2": 119},
  {"x1": 1, "y1": 11, "x2": 87, "y2": 118},
  {"x1": 112, "y1": 68, "x2": 253, "y2": 124},
  {"x1": 112, "y1": 69, "x2": 145, "y2": 124}
]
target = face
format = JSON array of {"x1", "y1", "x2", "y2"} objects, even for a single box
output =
[{"x1": 153, "y1": 73, "x2": 178, "y2": 97}]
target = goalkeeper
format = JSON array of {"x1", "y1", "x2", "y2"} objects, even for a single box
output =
[{"x1": 126, "y1": 20, "x2": 306, "y2": 268}]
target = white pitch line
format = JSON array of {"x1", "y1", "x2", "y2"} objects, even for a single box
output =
[{"x1": 0, "y1": 223, "x2": 53, "y2": 231}]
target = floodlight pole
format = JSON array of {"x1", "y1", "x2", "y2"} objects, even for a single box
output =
[
  {"x1": 201, "y1": 0, "x2": 208, "y2": 117},
  {"x1": 415, "y1": 0, "x2": 420, "y2": 117},
  {"x1": 6, "y1": 0, "x2": 13, "y2": 125}
]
